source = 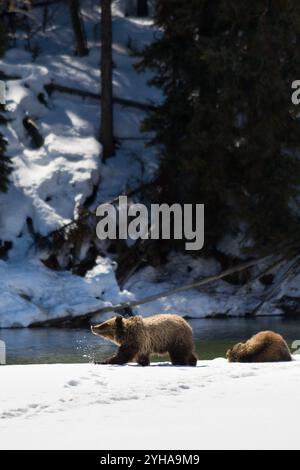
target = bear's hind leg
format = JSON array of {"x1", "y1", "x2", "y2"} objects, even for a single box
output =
[
  {"x1": 188, "y1": 353, "x2": 198, "y2": 366},
  {"x1": 137, "y1": 354, "x2": 150, "y2": 367},
  {"x1": 169, "y1": 347, "x2": 191, "y2": 366}
]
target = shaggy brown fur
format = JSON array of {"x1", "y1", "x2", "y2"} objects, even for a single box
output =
[
  {"x1": 91, "y1": 314, "x2": 197, "y2": 366},
  {"x1": 226, "y1": 331, "x2": 292, "y2": 363}
]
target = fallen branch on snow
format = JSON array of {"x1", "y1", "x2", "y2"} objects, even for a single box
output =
[
  {"x1": 44, "y1": 82, "x2": 157, "y2": 112},
  {"x1": 30, "y1": 253, "x2": 277, "y2": 327}
]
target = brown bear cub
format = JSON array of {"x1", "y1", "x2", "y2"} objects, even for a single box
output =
[
  {"x1": 226, "y1": 331, "x2": 292, "y2": 363},
  {"x1": 91, "y1": 314, "x2": 197, "y2": 366}
]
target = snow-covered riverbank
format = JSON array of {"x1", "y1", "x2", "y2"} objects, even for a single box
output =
[
  {"x1": 1, "y1": 358, "x2": 300, "y2": 450},
  {"x1": 0, "y1": 2, "x2": 300, "y2": 328}
]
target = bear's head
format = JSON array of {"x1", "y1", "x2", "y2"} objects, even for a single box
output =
[
  {"x1": 226, "y1": 343, "x2": 243, "y2": 363},
  {"x1": 91, "y1": 316, "x2": 125, "y2": 345}
]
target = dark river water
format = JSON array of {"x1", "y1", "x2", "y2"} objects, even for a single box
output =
[{"x1": 1, "y1": 317, "x2": 300, "y2": 365}]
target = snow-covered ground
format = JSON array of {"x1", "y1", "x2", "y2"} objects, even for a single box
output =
[
  {"x1": 0, "y1": 2, "x2": 161, "y2": 327},
  {"x1": 0, "y1": 1, "x2": 299, "y2": 328},
  {"x1": 0, "y1": 1, "x2": 299, "y2": 454},
  {"x1": 1, "y1": 358, "x2": 300, "y2": 450},
  {"x1": 0, "y1": 257, "x2": 134, "y2": 328}
]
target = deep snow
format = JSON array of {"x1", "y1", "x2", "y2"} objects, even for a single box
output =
[{"x1": 1, "y1": 358, "x2": 300, "y2": 450}]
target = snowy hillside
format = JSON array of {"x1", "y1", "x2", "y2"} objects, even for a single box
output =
[
  {"x1": 0, "y1": 1, "x2": 300, "y2": 328},
  {"x1": 1, "y1": 357, "x2": 300, "y2": 450},
  {"x1": 0, "y1": 1, "x2": 160, "y2": 327}
]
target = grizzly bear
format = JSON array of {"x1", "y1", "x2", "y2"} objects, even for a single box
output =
[
  {"x1": 226, "y1": 331, "x2": 292, "y2": 363},
  {"x1": 91, "y1": 314, "x2": 197, "y2": 366}
]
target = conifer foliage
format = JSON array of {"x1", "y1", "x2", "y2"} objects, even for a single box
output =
[{"x1": 138, "y1": 0, "x2": 300, "y2": 249}]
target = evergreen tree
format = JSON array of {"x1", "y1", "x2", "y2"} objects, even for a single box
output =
[
  {"x1": 0, "y1": 19, "x2": 12, "y2": 193},
  {"x1": 138, "y1": 0, "x2": 300, "y2": 250}
]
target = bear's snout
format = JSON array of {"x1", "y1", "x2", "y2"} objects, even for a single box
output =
[
  {"x1": 91, "y1": 323, "x2": 115, "y2": 338},
  {"x1": 91, "y1": 325, "x2": 100, "y2": 335}
]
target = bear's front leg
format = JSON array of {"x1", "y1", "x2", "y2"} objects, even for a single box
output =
[{"x1": 97, "y1": 345, "x2": 139, "y2": 365}]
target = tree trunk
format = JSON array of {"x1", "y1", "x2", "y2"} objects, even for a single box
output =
[
  {"x1": 100, "y1": 0, "x2": 115, "y2": 161},
  {"x1": 136, "y1": 0, "x2": 148, "y2": 17},
  {"x1": 42, "y1": 4, "x2": 48, "y2": 32},
  {"x1": 68, "y1": 0, "x2": 88, "y2": 57}
]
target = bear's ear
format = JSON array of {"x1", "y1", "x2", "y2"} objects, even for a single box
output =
[
  {"x1": 115, "y1": 315, "x2": 123, "y2": 327},
  {"x1": 115, "y1": 316, "x2": 125, "y2": 339}
]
